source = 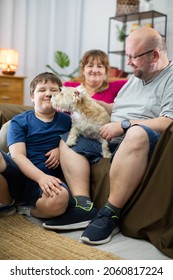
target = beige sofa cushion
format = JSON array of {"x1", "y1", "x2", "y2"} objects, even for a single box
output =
[
  {"x1": 0, "y1": 104, "x2": 32, "y2": 128},
  {"x1": 0, "y1": 104, "x2": 33, "y2": 152},
  {"x1": 0, "y1": 120, "x2": 11, "y2": 152}
]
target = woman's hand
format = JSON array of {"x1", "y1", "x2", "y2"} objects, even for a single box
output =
[
  {"x1": 45, "y1": 148, "x2": 60, "y2": 169},
  {"x1": 96, "y1": 100, "x2": 113, "y2": 115}
]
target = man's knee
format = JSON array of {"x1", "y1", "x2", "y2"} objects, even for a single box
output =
[{"x1": 123, "y1": 125, "x2": 149, "y2": 151}]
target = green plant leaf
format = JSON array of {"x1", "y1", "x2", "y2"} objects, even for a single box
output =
[
  {"x1": 54, "y1": 51, "x2": 70, "y2": 68},
  {"x1": 116, "y1": 24, "x2": 126, "y2": 42},
  {"x1": 46, "y1": 51, "x2": 80, "y2": 80}
]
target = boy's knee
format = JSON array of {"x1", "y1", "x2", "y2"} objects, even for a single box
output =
[{"x1": 43, "y1": 188, "x2": 69, "y2": 217}]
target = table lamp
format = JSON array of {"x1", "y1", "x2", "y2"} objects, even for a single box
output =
[{"x1": 0, "y1": 49, "x2": 19, "y2": 75}]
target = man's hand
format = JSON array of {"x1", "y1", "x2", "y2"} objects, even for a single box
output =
[{"x1": 99, "y1": 122, "x2": 123, "y2": 141}]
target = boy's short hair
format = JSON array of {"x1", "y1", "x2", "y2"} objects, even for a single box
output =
[{"x1": 30, "y1": 72, "x2": 62, "y2": 96}]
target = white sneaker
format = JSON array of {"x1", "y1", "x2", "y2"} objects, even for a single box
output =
[{"x1": 17, "y1": 205, "x2": 32, "y2": 217}]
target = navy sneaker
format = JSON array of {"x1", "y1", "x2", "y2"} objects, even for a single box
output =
[
  {"x1": 80, "y1": 205, "x2": 120, "y2": 245},
  {"x1": 42, "y1": 200, "x2": 98, "y2": 230},
  {"x1": 0, "y1": 200, "x2": 16, "y2": 216}
]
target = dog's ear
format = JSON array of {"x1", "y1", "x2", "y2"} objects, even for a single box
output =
[
  {"x1": 72, "y1": 90, "x2": 81, "y2": 102},
  {"x1": 74, "y1": 86, "x2": 87, "y2": 100},
  {"x1": 59, "y1": 87, "x2": 65, "y2": 95},
  {"x1": 76, "y1": 85, "x2": 87, "y2": 96}
]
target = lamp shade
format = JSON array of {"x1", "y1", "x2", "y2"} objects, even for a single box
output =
[{"x1": 0, "y1": 49, "x2": 19, "y2": 75}]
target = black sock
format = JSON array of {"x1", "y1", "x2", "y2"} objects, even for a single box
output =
[
  {"x1": 105, "y1": 201, "x2": 121, "y2": 219},
  {"x1": 74, "y1": 195, "x2": 92, "y2": 209}
]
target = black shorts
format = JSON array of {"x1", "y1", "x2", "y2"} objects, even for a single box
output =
[
  {"x1": 1, "y1": 151, "x2": 67, "y2": 206},
  {"x1": 1, "y1": 151, "x2": 25, "y2": 203}
]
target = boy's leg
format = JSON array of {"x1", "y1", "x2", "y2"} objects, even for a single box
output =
[
  {"x1": 0, "y1": 152, "x2": 17, "y2": 216},
  {"x1": 17, "y1": 178, "x2": 71, "y2": 219},
  {"x1": 29, "y1": 182, "x2": 70, "y2": 218}
]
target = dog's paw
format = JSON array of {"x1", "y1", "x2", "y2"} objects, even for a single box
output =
[
  {"x1": 66, "y1": 138, "x2": 77, "y2": 146},
  {"x1": 102, "y1": 150, "x2": 112, "y2": 158},
  {"x1": 101, "y1": 140, "x2": 111, "y2": 158}
]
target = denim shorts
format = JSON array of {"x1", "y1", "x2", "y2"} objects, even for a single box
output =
[{"x1": 60, "y1": 124, "x2": 160, "y2": 164}]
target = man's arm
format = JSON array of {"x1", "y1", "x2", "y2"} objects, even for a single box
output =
[
  {"x1": 100, "y1": 116, "x2": 173, "y2": 141},
  {"x1": 130, "y1": 116, "x2": 173, "y2": 134}
]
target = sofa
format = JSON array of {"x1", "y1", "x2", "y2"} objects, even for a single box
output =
[
  {"x1": 0, "y1": 103, "x2": 173, "y2": 258},
  {"x1": 0, "y1": 104, "x2": 33, "y2": 152}
]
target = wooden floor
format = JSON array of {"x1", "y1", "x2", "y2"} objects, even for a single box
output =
[{"x1": 28, "y1": 216, "x2": 170, "y2": 260}]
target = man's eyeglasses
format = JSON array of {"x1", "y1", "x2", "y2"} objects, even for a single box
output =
[{"x1": 127, "y1": 49, "x2": 155, "y2": 61}]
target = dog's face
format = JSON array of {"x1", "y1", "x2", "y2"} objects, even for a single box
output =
[{"x1": 51, "y1": 86, "x2": 87, "y2": 112}]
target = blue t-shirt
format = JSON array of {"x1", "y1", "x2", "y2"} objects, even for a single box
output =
[{"x1": 7, "y1": 110, "x2": 71, "y2": 174}]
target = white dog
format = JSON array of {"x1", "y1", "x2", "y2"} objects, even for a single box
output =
[{"x1": 51, "y1": 86, "x2": 111, "y2": 158}]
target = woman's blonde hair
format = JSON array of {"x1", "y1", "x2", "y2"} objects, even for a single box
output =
[{"x1": 79, "y1": 49, "x2": 110, "y2": 92}]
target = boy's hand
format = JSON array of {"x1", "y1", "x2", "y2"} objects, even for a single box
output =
[
  {"x1": 45, "y1": 148, "x2": 60, "y2": 169},
  {"x1": 38, "y1": 174, "x2": 62, "y2": 197}
]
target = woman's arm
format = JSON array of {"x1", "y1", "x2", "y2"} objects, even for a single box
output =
[{"x1": 96, "y1": 100, "x2": 113, "y2": 115}]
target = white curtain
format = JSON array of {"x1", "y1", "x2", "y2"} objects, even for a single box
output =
[{"x1": 0, "y1": 0, "x2": 84, "y2": 104}]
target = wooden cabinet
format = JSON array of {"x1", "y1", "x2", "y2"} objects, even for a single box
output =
[
  {"x1": 108, "y1": 10, "x2": 167, "y2": 72},
  {"x1": 0, "y1": 75, "x2": 25, "y2": 105}
]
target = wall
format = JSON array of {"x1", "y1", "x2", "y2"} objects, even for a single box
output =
[
  {"x1": 0, "y1": 0, "x2": 172, "y2": 105},
  {"x1": 0, "y1": 0, "x2": 84, "y2": 104}
]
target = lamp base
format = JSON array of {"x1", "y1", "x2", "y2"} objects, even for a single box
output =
[{"x1": 2, "y1": 70, "x2": 16, "y2": 75}]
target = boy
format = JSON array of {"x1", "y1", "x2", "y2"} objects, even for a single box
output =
[{"x1": 0, "y1": 72, "x2": 71, "y2": 218}]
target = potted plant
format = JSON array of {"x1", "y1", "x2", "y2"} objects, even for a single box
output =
[
  {"x1": 46, "y1": 51, "x2": 80, "y2": 80},
  {"x1": 116, "y1": 24, "x2": 126, "y2": 42}
]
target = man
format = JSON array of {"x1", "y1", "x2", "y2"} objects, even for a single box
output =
[{"x1": 43, "y1": 28, "x2": 173, "y2": 245}]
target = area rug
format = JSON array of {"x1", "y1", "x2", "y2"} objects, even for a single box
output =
[{"x1": 0, "y1": 214, "x2": 121, "y2": 260}]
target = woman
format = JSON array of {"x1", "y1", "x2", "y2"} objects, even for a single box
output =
[{"x1": 63, "y1": 49, "x2": 127, "y2": 106}]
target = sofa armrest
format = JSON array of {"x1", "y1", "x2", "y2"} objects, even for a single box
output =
[
  {"x1": 0, "y1": 103, "x2": 33, "y2": 128},
  {"x1": 0, "y1": 104, "x2": 33, "y2": 152},
  {"x1": 0, "y1": 120, "x2": 11, "y2": 152}
]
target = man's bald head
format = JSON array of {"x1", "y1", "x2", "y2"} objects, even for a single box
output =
[{"x1": 126, "y1": 27, "x2": 166, "y2": 53}]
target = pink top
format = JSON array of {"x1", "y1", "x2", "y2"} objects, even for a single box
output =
[{"x1": 63, "y1": 80, "x2": 128, "y2": 103}]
